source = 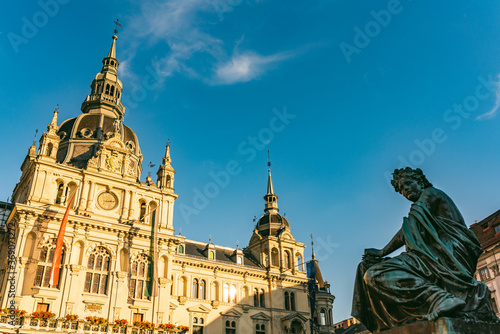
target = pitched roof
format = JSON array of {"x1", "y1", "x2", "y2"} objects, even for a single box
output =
[
  {"x1": 469, "y1": 208, "x2": 500, "y2": 249},
  {"x1": 178, "y1": 239, "x2": 263, "y2": 269}
]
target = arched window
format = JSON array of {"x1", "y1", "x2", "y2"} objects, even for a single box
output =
[
  {"x1": 254, "y1": 288, "x2": 259, "y2": 306},
  {"x1": 110, "y1": 86, "x2": 115, "y2": 97},
  {"x1": 199, "y1": 279, "x2": 206, "y2": 299},
  {"x1": 284, "y1": 291, "x2": 290, "y2": 310},
  {"x1": 66, "y1": 182, "x2": 77, "y2": 207},
  {"x1": 223, "y1": 283, "x2": 229, "y2": 303},
  {"x1": 46, "y1": 143, "x2": 53, "y2": 157},
  {"x1": 209, "y1": 250, "x2": 215, "y2": 260},
  {"x1": 320, "y1": 309, "x2": 326, "y2": 326},
  {"x1": 271, "y1": 248, "x2": 279, "y2": 267},
  {"x1": 193, "y1": 279, "x2": 199, "y2": 298},
  {"x1": 129, "y1": 254, "x2": 150, "y2": 299},
  {"x1": 166, "y1": 175, "x2": 171, "y2": 187},
  {"x1": 179, "y1": 277, "x2": 187, "y2": 297},
  {"x1": 297, "y1": 254, "x2": 303, "y2": 271},
  {"x1": 177, "y1": 244, "x2": 184, "y2": 254},
  {"x1": 256, "y1": 324, "x2": 266, "y2": 334},
  {"x1": 259, "y1": 289, "x2": 265, "y2": 307},
  {"x1": 225, "y1": 320, "x2": 236, "y2": 334},
  {"x1": 229, "y1": 284, "x2": 237, "y2": 303},
  {"x1": 55, "y1": 183, "x2": 64, "y2": 204},
  {"x1": 284, "y1": 251, "x2": 290, "y2": 269},
  {"x1": 34, "y1": 239, "x2": 65, "y2": 289},
  {"x1": 139, "y1": 201, "x2": 146, "y2": 221},
  {"x1": 290, "y1": 292, "x2": 296, "y2": 311},
  {"x1": 105, "y1": 84, "x2": 110, "y2": 95},
  {"x1": 84, "y1": 247, "x2": 111, "y2": 295}
]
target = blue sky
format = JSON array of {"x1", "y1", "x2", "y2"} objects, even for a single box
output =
[{"x1": 2, "y1": 0, "x2": 500, "y2": 322}]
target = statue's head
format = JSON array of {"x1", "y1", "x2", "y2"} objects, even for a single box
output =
[{"x1": 391, "y1": 167, "x2": 432, "y2": 202}]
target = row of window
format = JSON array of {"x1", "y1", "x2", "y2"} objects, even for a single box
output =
[
  {"x1": 33, "y1": 241, "x2": 156, "y2": 300},
  {"x1": 269, "y1": 248, "x2": 303, "y2": 271},
  {"x1": 95, "y1": 82, "x2": 121, "y2": 99}
]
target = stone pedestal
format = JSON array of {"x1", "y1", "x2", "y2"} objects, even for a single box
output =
[{"x1": 380, "y1": 317, "x2": 500, "y2": 334}]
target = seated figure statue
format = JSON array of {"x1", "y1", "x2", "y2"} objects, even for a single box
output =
[{"x1": 352, "y1": 167, "x2": 499, "y2": 332}]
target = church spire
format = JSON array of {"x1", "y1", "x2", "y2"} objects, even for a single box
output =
[
  {"x1": 157, "y1": 140, "x2": 175, "y2": 189},
  {"x1": 81, "y1": 27, "x2": 125, "y2": 118},
  {"x1": 264, "y1": 151, "x2": 278, "y2": 214}
]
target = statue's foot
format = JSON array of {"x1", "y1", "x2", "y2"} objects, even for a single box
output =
[{"x1": 423, "y1": 297, "x2": 466, "y2": 321}]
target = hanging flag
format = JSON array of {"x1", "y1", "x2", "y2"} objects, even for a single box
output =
[
  {"x1": 307, "y1": 261, "x2": 316, "y2": 334},
  {"x1": 49, "y1": 187, "x2": 78, "y2": 286},
  {"x1": 145, "y1": 207, "x2": 159, "y2": 297}
]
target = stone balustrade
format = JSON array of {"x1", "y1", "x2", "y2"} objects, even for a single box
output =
[{"x1": 0, "y1": 315, "x2": 185, "y2": 334}]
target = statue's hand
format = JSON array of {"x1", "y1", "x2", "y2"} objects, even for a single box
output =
[{"x1": 364, "y1": 248, "x2": 383, "y2": 258}]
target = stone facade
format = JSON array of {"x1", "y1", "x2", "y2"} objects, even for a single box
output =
[
  {"x1": 470, "y1": 210, "x2": 500, "y2": 318},
  {"x1": 0, "y1": 33, "x2": 334, "y2": 334}
]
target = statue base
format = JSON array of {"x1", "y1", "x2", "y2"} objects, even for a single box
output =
[{"x1": 379, "y1": 317, "x2": 500, "y2": 334}]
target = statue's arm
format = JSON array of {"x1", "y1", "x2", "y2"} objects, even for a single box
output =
[{"x1": 365, "y1": 228, "x2": 404, "y2": 257}]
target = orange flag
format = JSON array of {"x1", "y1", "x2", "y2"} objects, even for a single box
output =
[{"x1": 49, "y1": 187, "x2": 78, "y2": 286}]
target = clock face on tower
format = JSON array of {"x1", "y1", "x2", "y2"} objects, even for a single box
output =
[{"x1": 97, "y1": 191, "x2": 118, "y2": 210}]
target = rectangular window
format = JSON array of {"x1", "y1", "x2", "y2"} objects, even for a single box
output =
[
  {"x1": 136, "y1": 280, "x2": 144, "y2": 299},
  {"x1": 84, "y1": 272, "x2": 92, "y2": 293},
  {"x1": 129, "y1": 279, "x2": 136, "y2": 299},
  {"x1": 34, "y1": 266, "x2": 44, "y2": 287},
  {"x1": 480, "y1": 268, "x2": 491, "y2": 281},
  {"x1": 100, "y1": 275, "x2": 108, "y2": 295},
  {"x1": 36, "y1": 303, "x2": 49, "y2": 312},
  {"x1": 42, "y1": 267, "x2": 51, "y2": 287},
  {"x1": 92, "y1": 273, "x2": 100, "y2": 294},
  {"x1": 193, "y1": 326, "x2": 204, "y2": 334},
  {"x1": 133, "y1": 313, "x2": 143, "y2": 323}
]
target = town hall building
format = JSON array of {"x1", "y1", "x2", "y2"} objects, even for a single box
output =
[{"x1": 0, "y1": 32, "x2": 334, "y2": 334}]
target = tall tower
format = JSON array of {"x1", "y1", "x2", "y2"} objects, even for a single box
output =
[
  {"x1": 246, "y1": 160, "x2": 306, "y2": 275},
  {"x1": 81, "y1": 33, "x2": 125, "y2": 118}
]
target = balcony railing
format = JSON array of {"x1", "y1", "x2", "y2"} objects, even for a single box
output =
[{"x1": 0, "y1": 316, "x2": 186, "y2": 334}]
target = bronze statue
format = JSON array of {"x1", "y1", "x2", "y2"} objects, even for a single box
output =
[{"x1": 352, "y1": 168, "x2": 499, "y2": 332}]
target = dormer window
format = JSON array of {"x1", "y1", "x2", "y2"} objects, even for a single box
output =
[
  {"x1": 237, "y1": 256, "x2": 243, "y2": 265},
  {"x1": 209, "y1": 250, "x2": 215, "y2": 260},
  {"x1": 177, "y1": 244, "x2": 184, "y2": 254}
]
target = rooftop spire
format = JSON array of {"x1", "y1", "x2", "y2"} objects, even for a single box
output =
[
  {"x1": 81, "y1": 26, "x2": 125, "y2": 117},
  {"x1": 107, "y1": 34, "x2": 117, "y2": 58},
  {"x1": 264, "y1": 151, "x2": 278, "y2": 214}
]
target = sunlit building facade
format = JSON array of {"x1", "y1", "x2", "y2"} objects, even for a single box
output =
[{"x1": 0, "y1": 33, "x2": 334, "y2": 334}]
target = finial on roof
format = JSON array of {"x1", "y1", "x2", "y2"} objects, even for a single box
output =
[
  {"x1": 179, "y1": 228, "x2": 182, "y2": 235},
  {"x1": 311, "y1": 234, "x2": 316, "y2": 260},
  {"x1": 32, "y1": 129, "x2": 38, "y2": 146},
  {"x1": 148, "y1": 161, "x2": 156, "y2": 177},
  {"x1": 209, "y1": 234, "x2": 212, "y2": 243},
  {"x1": 267, "y1": 150, "x2": 271, "y2": 170},
  {"x1": 114, "y1": 19, "x2": 122, "y2": 36},
  {"x1": 236, "y1": 240, "x2": 239, "y2": 249}
]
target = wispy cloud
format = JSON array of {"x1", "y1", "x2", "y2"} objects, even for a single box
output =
[
  {"x1": 214, "y1": 51, "x2": 291, "y2": 84},
  {"x1": 477, "y1": 73, "x2": 500, "y2": 119},
  {"x1": 125, "y1": 0, "x2": 291, "y2": 85}
]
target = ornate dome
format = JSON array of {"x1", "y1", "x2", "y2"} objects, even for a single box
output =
[
  {"x1": 255, "y1": 213, "x2": 290, "y2": 237},
  {"x1": 56, "y1": 114, "x2": 141, "y2": 170}
]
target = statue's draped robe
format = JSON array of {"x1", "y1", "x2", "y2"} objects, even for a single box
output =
[{"x1": 352, "y1": 200, "x2": 497, "y2": 332}]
